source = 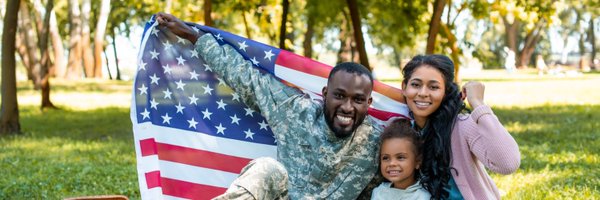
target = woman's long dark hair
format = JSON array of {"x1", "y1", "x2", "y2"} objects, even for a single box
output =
[{"x1": 402, "y1": 55, "x2": 465, "y2": 199}]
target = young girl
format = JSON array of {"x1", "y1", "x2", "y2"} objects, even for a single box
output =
[
  {"x1": 402, "y1": 55, "x2": 520, "y2": 199},
  {"x1": 371, "y1": 119, "x2": 431, "y2": 200}
]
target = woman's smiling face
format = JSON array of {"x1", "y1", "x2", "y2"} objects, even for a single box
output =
[{"x1": 402, "y1": 65, "x2": 446, "y2": 127}]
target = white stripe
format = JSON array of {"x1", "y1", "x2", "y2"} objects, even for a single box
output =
[
  {"x1": 133, "y1": 122, "x2": 278, "y2": 159},
  {"x1": 159, "y1": 160, "x2": 238, "y2": 188},
  {"x1": 274, "y1": 63, "x2": 326, "y2": 94},
  {"x1": 274, "y1": 64, "x2": 408, "y2": 116}
]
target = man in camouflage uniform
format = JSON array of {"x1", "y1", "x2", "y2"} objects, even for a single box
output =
[{"x1": 157, "y1": 13, "x2": 383, "y2": 199}]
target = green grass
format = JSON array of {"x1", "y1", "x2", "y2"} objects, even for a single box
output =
[{"x1": 1, "y1": 71, "x2": 599, "y2": 199}]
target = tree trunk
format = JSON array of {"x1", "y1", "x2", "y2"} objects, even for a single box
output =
[
  {"x1": 518, "y1": 20, "x2": 545, "y2": 68},
  {"x1": 104, "y1": 49, "x2": 113, "y2": 80},
  {"x1": 303, "y1": 15, "x2": 314, "y2": 58},
  {"x1": 80, "y1": 0, "x2": 94, "y2": 78},
  {"x1": 242, "y1": 11, "x2": 252, "y2": 39},
  {"x1": 15, "y1": 33, "x2": 34, "y2": 81},
  {"x1": 279, "y1": 0, "x2": 289, "y2": 50},
  {"x1": 346, "y1": 0, "x2": 370, "y2": 70},
  {"x1": 93, "y1": 0, "x2": 111, "y2": 78},
  {"x1": 503, "y1": 16, "x2": 519, "y2": 54},
  {"x1": 165, "y1": 0, "x2": 172, "y2": 13},
  {"x1": 18, "y1": 2, "x2": 42, "y2": 89},
  {"x1": 1, "y1": 0, "x2": 22, "y2": 135},
  {"x1": 590, "y1": 18, "x2": 597, "y2": 70},
  {"x1": 204, "y1": 0, "x2": 212, "y2": 27},
  {"x1": 66, "y1": 0, "x2": 82, "y2": 79},
  {"x1": 37, "y1": 0, "x2": 56, "y2": 109},
  {"x1": 112, "y1": 30, "x2": 121, "y2": 80},
  {"x1": 49, "y1": 9, "x2": 65, "y2": 77},
  {"x1": 337, "y1": 12, "x2": 353, "y2": 64},
  {"x1": 426, "y1": 0, "x2": 446, "y2": 54}
]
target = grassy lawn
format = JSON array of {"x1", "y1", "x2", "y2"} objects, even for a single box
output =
[{"x1": 1, "y1": 71, "x2": 599, "y2": 199}]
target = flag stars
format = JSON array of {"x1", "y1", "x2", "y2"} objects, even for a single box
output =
[
  {"x1": 215, "y1": 33, "x2": 223, "y2": 41},
  {"x1": 163, "y1": 40, "x2": 172, "y2": 51},
  {"x1": 176, "y1": 79, "x2": 186, "y2": 90},
  {"x1": 139, "y1": 60, "x2": 147, "y2": 71},
  {"x1": 151, "y1": 28, "x2": 159, "y2": 36},
  {"x1": 150, "y1": 98, "x2": 159, "y2": 110},
  {"x1": 150, "y1": 49, "x2": 160, "y2": 60},
  {"x1": 216, "y1": 99, "x2": 227, "y2": 110},
  {"x1": 140, "y1": 108, "x2": 150, "y2": 120},
  {"x1": 202, "y1": 84, "x2": 214, "y2": 95},
  {"x1": 176, "y1": 36, "x2": 187, "y2": 44},
  {"x1": 202, "y1": 108, "x2": 213, "y2": 120},
  {"x1": 192, "y1": 26, "x2": 199, "y2": 33},
  {"x1": 244, "y1": 107, "x2": 255, "y2": 117},
  {"x1": 162, "y1": 88, "x2": 172, "y2": 99},
  {"x1": 176, "y1": 56, "x2": 186, "y2": 66},
  {"x1": 138, "y1": 84, "x2": 148, "y2": 95},
  {"x1": 162, "y1": 64, "x2": 172, "y2": 75},
  {"x1": 161, "y1": 113, "x2": 172, "y2": 124},
  {"x1": 232, "y1": 93, "x2": 240, "y2": 102},
  {"x1": 215, "y1": 123, "x2": 226, "y2": 135},
  {"x1": 230, "y1": 114, "x2": 240, "y2": 125},
  {"x1": 244, "y1": 129, "x2": 255, "y2": 140},
  {"x1": 264, "y1": 50, "x2": 274, "y2": 61},
  {"x1": 187, "y1": 118, "x2": 198, "y2": 129},
  {"x1": 217, "y1": 77, "x2": 226, "y2": 86},
  {"x1": 203, "y1": 64, "x2": 213, "y2": 72},
  {"x1": 259, "y1": 120, "x2": 269, "y2": 130},
  {"x1": 150, "y1": 73, "x2": 160, "y2": 85},
  {"x1": 188, "y1": 94, "x2": 199, "y2": 105},
  {"x1": 238, "y1": 41, "x2": 248, "y2": 51},
  {"x1": 189, "y1": 70, "x2": 199, "y2": 80},
  {"x1": 175, "y1": 102, "x2": 185, "y2": 114},
  {"x1": 250, "y1": 57, "x2": 259, "y2": 66},
  {"x1": 190, "y1": 49, "x2": 199, "y2": 58}
]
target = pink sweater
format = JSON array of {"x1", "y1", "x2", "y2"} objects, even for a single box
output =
[{"x1": 450, "y1": 105, "x2": 521, "y2": 200}]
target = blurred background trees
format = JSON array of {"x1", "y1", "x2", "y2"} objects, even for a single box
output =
[{"x1": 1, "y1": 0, "x2": 599, "y2": 134}]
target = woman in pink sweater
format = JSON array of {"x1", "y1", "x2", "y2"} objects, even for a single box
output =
[{"x1": 401, "y1": 55, "x2": 520, "y2": 199}]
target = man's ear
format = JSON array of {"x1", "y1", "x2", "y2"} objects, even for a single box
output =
[
  {"x1": 367, "y1": 96, "x2": 373, "y2": 106},
  {"x1": 322, "y1": 86, "x2": 328, "y2": 97}
]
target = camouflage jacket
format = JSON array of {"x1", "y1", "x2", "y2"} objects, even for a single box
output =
[{"x1": 195, "y1": 34, "x2": 382, "y2": 199}]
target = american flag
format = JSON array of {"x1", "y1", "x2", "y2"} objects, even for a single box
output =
[{"x1": 131, "y1": 16, "x2": 409, "y2": 200}]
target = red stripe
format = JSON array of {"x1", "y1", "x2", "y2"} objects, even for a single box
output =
[
  {"x1": 276, "y1": 50, "x2": 405, "y2": 103},
  {"x1": 140, "y1": 138, "x2": 158, "y2": 156},
  {"x1": 139, "y1": 139, "x2": 252, "y2": 174},
  {"x1": 368, "y1": 107, "x2": 410, "y2": 121},
  {"x1": 276, "y1": 50, "x2": 332, "y2": 78},
  {"x1": 144, "y1": 171, "x2": 227, "y2": 199},
  {"x1": 145, "y1": 171, "x2": 161, "y2": 189}
]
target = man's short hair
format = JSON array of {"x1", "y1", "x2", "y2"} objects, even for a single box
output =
[{"x1": 328, "y1": 62, "x2": 373, "y2": 84}]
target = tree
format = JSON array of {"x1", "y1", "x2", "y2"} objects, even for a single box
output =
[
  {"x1": 80, "y1": 0, "x2": 94, "y2": 77},
  {"x1": 37, "y1": 0, "x2": 57, "y2": 109},
  {"x1": 426, "y1": 0, "x2": 446, "y2": 54},
  {"x1": 204, "y1": 0, "x2": 213, "y2": 27},
  {"x1": 279, "y1": 0, "x2": 289, "y2": 50},
  {"x1": 346, "y1": 0, "x2": 370, "y2": 70},
  {"x1": 1, "y1": 0, "x2": 22, "y2": 134},
  {"x1": 93, "y1": 0, "x2": 111, "y2": 78},
  {"x1": 66, "y1": 0, "x2": 83, "y2": 79}
]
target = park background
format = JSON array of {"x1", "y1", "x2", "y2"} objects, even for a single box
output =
[{"x1": 0, "y1": 0, "x2": 599, "y2": 199}]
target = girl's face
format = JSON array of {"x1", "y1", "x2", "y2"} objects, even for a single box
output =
[
  {"x1": 380, "y1": 138, "x2": 421, "y2": 189},
  {"x1": 402, "y1": 65, "x2": 446, "y2": 128}
]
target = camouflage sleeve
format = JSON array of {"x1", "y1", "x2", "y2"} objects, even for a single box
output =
[
  {"x1": 194, "y1": 33, "x2": 301, "y2": 120},
  {"x1": 356, "y1": 172, "x2": 385, "y2": 200}
]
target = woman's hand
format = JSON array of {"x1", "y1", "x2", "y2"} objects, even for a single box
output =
[
  {"x1": 156, "y1": 12, "x2": 200, "y2": 44},
  {"x1": 462, "y1": 81, "x2": 485, "y2": 109}
]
